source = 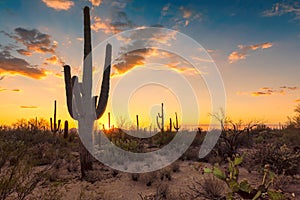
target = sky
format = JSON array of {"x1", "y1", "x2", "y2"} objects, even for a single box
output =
[{"x1": 0, "y1": 0, "x2": 300, "y2": 129}]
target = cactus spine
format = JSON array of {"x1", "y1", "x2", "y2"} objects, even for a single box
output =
[
  {"x1": 50, "y1": 100, "x2": 61, "y2": 134},
  {"x1": 156, "y1": 103, "x2": 164, "y2": 132},
  {"x1": 136, "y1": 115, "x2": 139, "y2": 132},
  {"x1": 173, "y1": 112, "x2": 180, "y2": 132},
  {"x1": 63, "y1": 6, "x2": 111, "y2": 179}
]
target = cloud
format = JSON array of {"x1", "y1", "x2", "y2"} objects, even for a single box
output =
[
  {"x1": 45, "y1": 55, "x2": 64, "y2": 65},
  {"x1": 0, "y1": 50, "x2": 47, "y2": 79},
  {"x1": 4, "y1": 28, "x2": 57, "y2": 55},
  {"x1": 228, "y1": 42, "x2": 273, "y2": 63},
  {"x1": 113, "y1": 48, "x2": 149, "y2": 75},
  {"x1": 160, "y1": 4, "x2": 201, "y2": 29},
  {"x1": 91, "y1": 11, "x2": 133, "y2": 34},
  {"x1": 251, "y1": 91, "x2": 272, "y2": 96},
  {"x1": 295, "y1": 99, "x2": 300, "y2": 102},
  {"x1": 16, "y1": 49, "x2": 32, "y2": 56},
  {"x1": 0, "y1": 88, "x2": 6, "y2": 92},
  {"x1": 20, "y1": 106, "x2": 38, "y2": 109},
  {"x1": 238, "y1": 85, "x2": 298, "y2": 97},
  {"x1": 262, "y1": 2, "x2": 300, "y2": 20},
  {"x1": 42, "y1": 0, "x2": 74, "y2": 11},
  {"x1": 89, "y1": 0, "x2": 102, "y2": 6},
  {"x1": 288, "y1": 86, "x2": 298, "y2": 90},
  {"x1": 228, "y1": 51, "x2": 247, "y2": 63},
  {"x1": 11, "y1": 89, "x2": 21, "y2": 92},
  {"x1": 180, "y1": 6, "x2": 192, "y2": 19},
  {"x1": 91, "y1": 16, "x2": 117, "y2": 34}
]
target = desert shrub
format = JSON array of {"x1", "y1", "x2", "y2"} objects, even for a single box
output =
[
  {"x1": 0, "y1": 141, "x2": 49, "y2": 200},
  {"x1": 142, "y1": 171, "x2": 158, "y2": 187},
  {"x1": 170, "y1": 161, "x2": 180, "y2": 173},
  {"x1": 281, "y1": 129, "x2": 300, "y2": 147},
  {"x1": 181, "y1": 147, "x2": 200, "y2": 161},
  {"x1": 190, "y1": 132, "x2": 205, "y2": 147},
  {"x1": 159, "y1": 167, "x2": 172, "y2": 181},
  {"x1": 112, "y1": 138, "x2": 144, "y2": 153},
  {"x1": 131, "y1": 173, "x2": 140, "y2": 181},
  {"x1": 139, "y1": 183, "x2": 169, "y2": 200},
  {"x1": 186, "y1": 175, "x2": 225, "y2": 200},
  {"x1": 253, "y1": 143, "x2": 300, "y2": 175},
  {"x1": 33, "y1": 183, "x2": 63, "y2": 200},
  {"x1": 152, "y1": 132, "x2": 175, "y2": 147}
]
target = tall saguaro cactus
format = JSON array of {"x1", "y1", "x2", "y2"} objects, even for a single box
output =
[
  {"x1": 50, "y1": 100, "x2": 61, "y2": 134},
  {"x1": 156, "y1": 103, "x2": 165, "y2": 132},
  {"x1": 173, "y1": 112, "x2": 180, "y2": 132},
  {"x1": 63, "y1": 6, "x2": 111, "y2": 178}
]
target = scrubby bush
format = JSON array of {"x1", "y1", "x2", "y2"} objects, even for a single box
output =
[{"x1": 253, "y1": 143, "x2": 300, "y2": 175}]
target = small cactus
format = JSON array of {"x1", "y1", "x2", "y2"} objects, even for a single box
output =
[
  {"x1": 50, "y1": 100, "x2": 61, "y2": 134},
  {"x1": 204, "y1": 155, "x2": 285, "y2": 200},
  {"x1": 156, "y1": 103, "x2": 164, "y2": 132},
  {"x1": 173, "y1": 112, "x2": 180, "y2": 132}
]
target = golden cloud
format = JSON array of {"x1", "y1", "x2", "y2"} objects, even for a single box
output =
[
  {"x1": 42, "y1": 0, "x2": 74, "y2": 11},
  {"x1": 229, "y1": 42, "x2": 273, "y2": 63},
  {"x1": 89, "y1": 0, "x2": 102, "y2": 6},
  {"x1": 20, "y1": 106, "x2": 38, "y2": 109},
  {"x1": 0, "y1": 50, "x2": 47, "y2": 79}
]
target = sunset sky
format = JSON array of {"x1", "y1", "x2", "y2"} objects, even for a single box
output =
[{"x1": 0, "y1": 0, "x2": 300, "y2": 129}]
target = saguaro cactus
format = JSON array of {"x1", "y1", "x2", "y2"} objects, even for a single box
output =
[
  {"x1": 156, "y1": 103, "x2": 164, "y2": 132},
  {"x1": 50, "y1": 100, "x2": 61, "y2": 134},
  {"x1": 173, "y1": 112, "x2": 180, "y2": 132},
  {"x1": 136, "y1": 115, "x2": 139, "y2": 132},
  {"x1": 169, "y1": 118, "x2": 172, "y2": 132},
  {"x1": 64, "y1": 120, "x2": 69, "y2": 139},
  {"x1": 108, "y1": 112, "x2": 111, "y2": 130},
  {"x1": 63, "y1": 6, "x2": 111, "y2": 178}
]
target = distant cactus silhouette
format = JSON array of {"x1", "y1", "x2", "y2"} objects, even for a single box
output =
[
  {"x1": 63, "y1": 6, "x2": 111, "y2": 178},
  {"x1": 50, "y1": 100, "x2": 61, "y2": 134},
  {"x1": 64, "y1": 120, "x2": 68, "y2": 139},
  {"x1": 136, "y1": 115, "x2": 139, "y2": 132},
  {"x1": 169, "y1": 118, "x2": 172, "y2": 132},
  {"x1": 173, "y1": 112, "x2": 180, "y2": 132},
  {"x1": 156, "y1": 103, "x2": 165, "y2": 132},
  {"x1": 108, "y1": 112, "x2": 111, "y2": 129}
]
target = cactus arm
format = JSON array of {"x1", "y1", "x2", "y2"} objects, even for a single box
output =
[
  {"x1": 72, "y1": 77, "x2": 84, "y2": 118},
  {"x1": 156, "y1": 115, "x2": 161, "y2": 130},
  {"x1": 96, "y1": 44, "x2": 112, "y2": 119},
  {"x1": 63, "y1": 65, "x2": 79, "y2": 120}
]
